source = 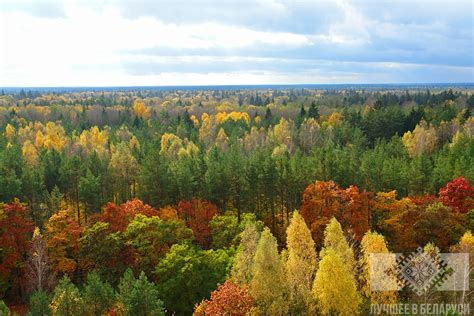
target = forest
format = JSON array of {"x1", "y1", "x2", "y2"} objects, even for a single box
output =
[{"x1": 0, "y1": 86, "x2": 473, "y2": 315}]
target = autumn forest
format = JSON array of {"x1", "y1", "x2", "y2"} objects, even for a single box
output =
[{"x1": 0, "y1": 86, "x2": 473, "y2": 315}]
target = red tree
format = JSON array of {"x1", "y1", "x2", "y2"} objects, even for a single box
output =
[
  {"x1": 409, "y1": 194, "x2": 438, "y2": 207},
  {"x1": 0, "y1": 201, "x2": 34, "y2": 298},
  {"x1": 177, "y1": 198, "x2": 217, "y2": 248},
  {"x1": 341, "y1": 185, "x2": 371, "y2": 240},
  {"x1": 204, "y1": 280, "x2": 253, "y2": 316},
  {"x1": 95, "y1": 199, "x2": 159, "y2": 232},
  {"x1": 300, "y1": 181, "x2": 370, "y2": 246},
  {"x1": 300, "y1": 181, "x2": 344, "y2": 246},
  {"x1": 439, "y1": 176, "x2": 474, "y2": 213}
]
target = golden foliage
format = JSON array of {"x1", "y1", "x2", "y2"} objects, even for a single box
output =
[{"x1": 133, "y1": 99, "x2": 150, "y2": 120}]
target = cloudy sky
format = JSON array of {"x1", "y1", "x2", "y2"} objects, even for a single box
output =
[{"x1": 0, "y1": 0, "x2": 473, "y2": 86}]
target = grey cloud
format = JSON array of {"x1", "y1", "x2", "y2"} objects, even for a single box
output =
[{"x1": 115, "y1": 0, "x2": 472, "y2": 69}]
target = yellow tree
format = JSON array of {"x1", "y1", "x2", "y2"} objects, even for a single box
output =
[
  {"x1": 402, "y1": 121, "x2": 438, "y2": 156},
  {"x1": 269, "y1": 117, "x2": 293, "y2": 153},
  {"x1": 313, "y1": 248, "x2": 361, "y2": 315},
  {"x1": 4, "y1": 123, "x2": 15, "y2": 141},
  {"x1": 250, "y1": 228, "x2": 288, "y2": 315},
  {"x1": 199, "y1": 113, "x2": 217, "y2": 147},
  {"x1": 35, "y1": 130, "x2": 45, "y2": 148},
  {"x1": 286, "y1": 212, "x2": 317, "y2": 314},
  {"x1": 110, "y1": 142, "x2": 138, "y2": 202},
  {"x1": 78, "y1": 126, "x2": 108, "y2": 155},
  {"x1": 44, "y1": 122, "x2": 67, "y2": 151},
  {"x1": 359, "y1": 231, "x2": 398, "y2": 305},
  {"x1": 300, "y1": 118, "x2": 321, "y2": 153},
  {"x1": 320, "y1": 217, "x2": 355, "y2": 272},
  {"x1": 451, "y1": 231, "x2": 474, "y2": 305},
  {"x1": 243, "y1": 127, "x2": 266, "y2": 153},
  {"x1": 215, "y1": 128, "x2": 229, "y2": 152},
  {"x1": 328, "y1": 112, "x2": 343, "y2": 126},
  {"x1": 22, "y1": 140, "x2": 39, "y2": 166},
  {"x1": 133, "y1": 99, "x2": 150, "y2": 120},
  {"x1": 231, "y1": 223, "x2": 260, "y2": 286},
  {"x1": 160, "y1": 133, "x2": 183, "y2": 160}
]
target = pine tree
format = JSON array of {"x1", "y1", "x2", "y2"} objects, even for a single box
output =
[
  {"x1": 82, "y1": 271, "x2": 115, "y2": 316},
  {"x1": 118, "y1": 269, "x2": 165, "y2": 316},
  {"x1": 286, "y1": 212, "x2": 317, "y2": 314},
  {"x1": 250, "y1": 228, "x2": 288, "y2": 314},
  {"x1": 49, "y1": 276, "x2": 84, "y2": 316},
  {"x1": 0, "y1": 300, "x2": 9, "y2": 315},
  {"x1": 29, "y1": 290, "x2": 51, "y2": 316},
  {"x1": 313, "y1": 248, "x2": 361, "y2": 315},
  {"x1": 231, "y1": 223, "x2": 260, "y2": 285},
  {"x1": 264, "y1": 107, "x2": 273, "y2": 125},
  {"x1": 308, "y1": 101, "x2": 319, "y2": 119}
]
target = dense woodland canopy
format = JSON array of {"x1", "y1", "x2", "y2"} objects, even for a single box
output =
[{"x1": 0, "y1": 86, "x2": 473, "y2": 315}]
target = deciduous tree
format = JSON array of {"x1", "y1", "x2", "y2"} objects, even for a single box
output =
[
  {"x1": 178, "y1": 198, "x2": 217, "y2": 248},
  {"x1": 250, "y1": 228, "x2": 288, "y2": 315},
  {"x1": 203, "y1": 280, "x2": 253, "y2": 316},
  {"x1": 0, "y1": 201, "x2": 34, "y2": 298},
  {"x1": 359, "y1": 231, "x2": 397, "y2": 305},
  {"x1": 313, "y1": 248, "x2": 361, "y2": 316},
  {"x1": 45, "y1": 210, "x2": 82, "y2": 275},
  {"x1": 26, "y1": 227, "x2": 54, "y2": 293},
  {"x1": 285, "y1": 212, "x2": 317, "y2": 314},
  {"x1": 439, "y1": 176, "x2": 474, "y2": 213},
  {"x1": 231, "y1": 223, "x2": 260, "y2": 286}
]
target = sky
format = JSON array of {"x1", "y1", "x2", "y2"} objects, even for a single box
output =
[{"x1": 0, "y1": 0, "x2": 473, "y2": 86}]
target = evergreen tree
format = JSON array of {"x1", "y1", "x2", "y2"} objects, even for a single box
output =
[
  {"x1": 264, "y1": 107, "x2": 273, "y2": 125},
  {"x1": 0, "y1": 300, "x2": 9, "y2": 316},
  {"x1": 308, "y1": 101, "x2": 319, "y2": 119},
  {"x1": 296, "y1": 104, "x2": 307, "y2": 127},
  {"x1": 49, "y1": 276, "x2": 84, "y2": 316},
  {"x1": 118, "y1": 269, "x2": 165, "y2": 316},
  {"x1": 82, "y1": 271, "x2": 115, "y2": 316},
  {"x1": 79, "y1": 169, "x2": 101, "y2": 219},
  {"x1": 29, "y1": 290, "x2": 51, "y2": 316}
]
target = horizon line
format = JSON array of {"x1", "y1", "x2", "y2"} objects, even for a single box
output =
[{"x1": 1, "y1": 82, "x2": 474, "y2": 90}]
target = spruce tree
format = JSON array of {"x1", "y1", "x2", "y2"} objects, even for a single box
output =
[
  {"x1": 82, "y1": 271, "x2": 115, "y2": 316},
  {"x1": 308, "y1": 101, "x2": 319, "y2": 119},
  {"x1": 49, "y1": 276, "x2": 83, "y2": 316}
]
